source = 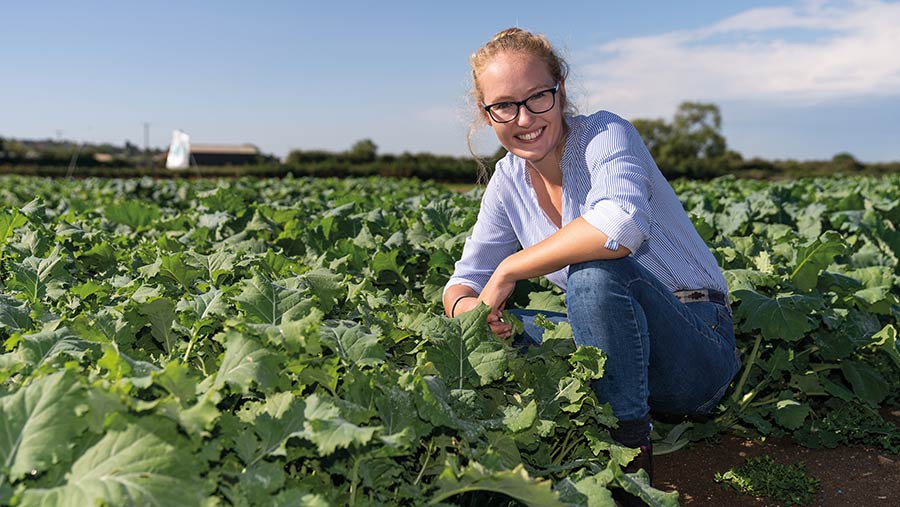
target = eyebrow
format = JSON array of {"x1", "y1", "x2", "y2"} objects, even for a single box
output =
[{"x1": 485, "y1": 83, "x2": 556, "y2": 104}]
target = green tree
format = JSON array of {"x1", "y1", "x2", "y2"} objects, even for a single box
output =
[
  {"x1": 348, "y1": 139, "x2": 378, "y2": 163},
  {"x1": 632, "y1": 102, "x2": 734, "y2": 179},
  {"x1": 830, "y1": 152, "x2": 863, "y2": 172}
]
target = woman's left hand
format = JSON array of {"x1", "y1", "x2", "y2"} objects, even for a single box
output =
[{"x1": 479, "y1": 267, "x2": 516, "y2": 338}]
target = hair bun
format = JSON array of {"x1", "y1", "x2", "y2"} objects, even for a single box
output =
[{"x1": 490, "y1": 27, "x2": 525, "y2": 43}]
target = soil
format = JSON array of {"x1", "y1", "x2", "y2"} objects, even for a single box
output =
[{"x1": 654, "y1": 408, "x2": 900, "y2": 506}]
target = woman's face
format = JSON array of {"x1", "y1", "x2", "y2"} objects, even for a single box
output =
[{"x1": 478, "y1": 51, "x2": 566, "y2": 165}]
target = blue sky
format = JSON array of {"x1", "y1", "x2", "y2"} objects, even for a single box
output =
[{"x1": 3, "y1": 0, "x2": 899, "y2": 162}]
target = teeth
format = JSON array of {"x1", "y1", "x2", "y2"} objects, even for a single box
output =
[{"x1": 518, "y1": 128, "x2": 542, "y2": 141}]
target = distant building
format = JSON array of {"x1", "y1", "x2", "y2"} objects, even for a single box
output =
[
  {"x1": 161, "y1": 143, "x2": 262, "y2": 166},
  {"x1": 190, "y1": 144, "x2": 261, "y2": 165}
]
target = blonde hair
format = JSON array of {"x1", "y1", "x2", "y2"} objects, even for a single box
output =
[{"x1": 467, "y1": 28, "x2": 575, "y2": 181}]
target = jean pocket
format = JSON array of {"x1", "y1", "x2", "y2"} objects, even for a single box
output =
[{"x1": 695, "y1": 302, "x2": 722, "y2": 331}]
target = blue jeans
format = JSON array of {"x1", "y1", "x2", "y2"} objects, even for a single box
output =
[{"x1": 510, "y1": 257, "x2": 741, "y2": 421}]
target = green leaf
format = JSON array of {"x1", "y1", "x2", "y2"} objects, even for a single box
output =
[
  {"x1": 0, "y1": 208, "x2": 27, "y2": 246},
  {"x1": 613, "y1": 465, "x2": 680, "y2": 507},
  {"x1": 840, "y1": 360, "x2": 888, "y2": 406},
  {"x1": 527, "y1": 290, "x2": 567, "y2": 313},
  {"x1": 19, "y1": 418, "x2": 204, "y2": 507},
  {"x1": 213, "y1": 330, "x2": 281, "y2": 393},
  {"x1": 429, "y1": 463, "x2": 565, "y2": 507},
  {"x1": 0, "y1": 294, "x2": 32, "y2": 332},
  {"x1": 301, "y1": 394, "x2": 378, "y2": 455},
  {"x1": 17, "y1": 327, "x2": 99, "y2": 369},
  {"x1": 425, "y1": 304, "x2": 508, "y2": 389},
  {"x1": 773, "y1": 395, "x2": 811, "y2": 430},
  {"x1": 177, "y1": 287, "x2": 229, "y2": 333},
  {"x1": 502, "y1": 400, "x2": 537, "y2": 433},
  {"x1": 153, "y1": 361, "x2": 197, "y2": 403},
  {"x1": 248, "y1": 395, "x2": 307, "y2": 462},
  {"x1": 564, "y1": 471, "x2": 617, "y2": 507},
  {"x1": 871, "y1": 324, "x2": 900, "y2": 370},
  {"x1": 320, "y1": 321, "x2": 384, "y2": 366},
  {"x1": 299, "y1": 269, "x2": 344, "y2": 314},
  {"x1": 159, "y1": 254, "x2": 203, "y2": 289},
  {"x1": 724, "y1": 269, "x2": 778, "y2": 291},
  {"x1": 732, "y1": 289, "x2": 821, "y2": 341},
  {"x1": 0, "y1": 371, "x2": 88, "y2": 481},
  {"x1": 138, "y1": 298, "x2": 178, "y2": 355},
  {"x1": 235, "y1": 272, "x2": 315, "y2": 326},
  {"x1": 7, "y1": 246, "x2": 67, "y2": 303},
  {"x1": 790, "y1": 231, "x2": 845, "y2": 291},
  {"x1": 105, "y1": 200, "x2": 161, "y2": 229},
  {"x1": 189, "y1": 249, "x2": 237, "y2": 286},
  {"x1": 372, "y1": 250, "x2": 403, "y2": 277},
  {"x1": 77, "y1": 241, "x2": 117, "y2": 274}
]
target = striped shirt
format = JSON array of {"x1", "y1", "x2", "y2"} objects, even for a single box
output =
[{"x1": 446, "y1": 110, "x2": 727, "y2": 296}]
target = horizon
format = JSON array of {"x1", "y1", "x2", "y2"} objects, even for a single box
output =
[{"x1": 3, "y1": 0, "x2": 899, "y2": 163}]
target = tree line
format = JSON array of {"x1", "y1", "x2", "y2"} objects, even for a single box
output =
[{"x1": 3, "y1": 103, "x2": 898, "y2": 181}]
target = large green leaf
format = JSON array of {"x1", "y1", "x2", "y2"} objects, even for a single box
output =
[
  {"x1": 138, "y1": 298, "x2": 178, "y2": 355},
  {"x1": 177, "y1": 287, "x2": 229, "y2": 334},
  {"x1": 613, "y1": 464, "x2": 680, "y2": 507},
  {"x1": 189, "y1": 249, "x2": 237, "y2": 286},
  {"x1": 213, "y1": 329, "x2": 281, "y2": 393},
  {"x1": 429, "y1": 463, "x2": 565, "y2": 507},
  {"x1": 16, "y1": 327, "x2": 99, "y2": 369},
  {"x1": 840, "y1": 360, "x2": 888, "y2": 406},
  {"x1": 0, "y1": 209, "x2": 27, "y2": 246},
  {"x1": 0, "y1": 294, "x2": 32, "y2": 332},
  {"x1": 319, "y1": 320, "x2": 384, "y2": 366},
  {"x1": 300, "y1": 394, "x2": 378, "y2": 455},
  {"x1": 7, "y1": 246, "x2": 67, "y2": 303},
  {"x1": 0, "y1": 371, "x2": 87, "y2": 481},
  {"x1": 871, "y1": 324, "x2": 900, "y2": 370},
  {"x1": 235, "y1": 272, "x2": 315, "y2": 325},
  {"x1": 19, "y1": 418, "x2": 204, "y2": 507},
  {"x1": 731, "y1": 289, "x2": 821, "y2": 341},
  {"x1": 105, "y1": 200, "x2": 161, "y2": 230},
  {"x1": 159, "y1": 254, "x2": 203, "y2": 289},
  {"x1": 789, "y1": 231, "x2": 846, "y2": 291},
  {"x1": 424, "y1": 304, "x2": 508, "y2": 389}
]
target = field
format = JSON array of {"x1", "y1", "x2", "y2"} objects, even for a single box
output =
[{"x1": 1, "y1": 174, "x2": 898, "y2": 506}]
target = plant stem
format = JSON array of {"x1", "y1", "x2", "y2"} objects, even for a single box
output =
[
  {"x1": 732, "y1": 334, "x2": 762, "y2": 404},
  {"x1": 414, "y1": 440, "x2": 436, "y2": 486},
  {"x1": 551, "y1": 427, "x2": 576, "y2": 464},
  {"x1": 182, "y1": 330, "x2": 199, "y2": 363},
  {"x1": 349, "y1": 454, "x2": 361, "y2": 506}
]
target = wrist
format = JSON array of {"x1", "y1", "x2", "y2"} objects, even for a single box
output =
[{"x1": 450, "y1": 295, "x2": 476, "y2": 317}]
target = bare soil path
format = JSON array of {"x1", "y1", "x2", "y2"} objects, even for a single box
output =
[{"x1": 655, "y1": 409, "x2": 900, "y2": 506}]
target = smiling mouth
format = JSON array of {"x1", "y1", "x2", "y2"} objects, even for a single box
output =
[{"x1": 516, "y1": 127, "x2": 544, "y2": 142}]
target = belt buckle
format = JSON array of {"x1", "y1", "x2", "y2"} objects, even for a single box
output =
[{"x1": 676, "y1": 289, "x2": 711, "y2": 304}]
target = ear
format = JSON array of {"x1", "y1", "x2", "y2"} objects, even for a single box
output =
[{"x1": 559, "y1": 80, "x2": 567, "y2": 103}]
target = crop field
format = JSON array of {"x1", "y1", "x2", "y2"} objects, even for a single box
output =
[{"x1": 1, "y1": 174, "x2": 898, "y2": 506}]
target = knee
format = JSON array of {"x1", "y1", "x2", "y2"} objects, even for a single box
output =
[{"x1": 567, "y1": 257, "x2": 639, "y2": 295}]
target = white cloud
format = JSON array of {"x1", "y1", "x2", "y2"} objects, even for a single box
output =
[{"x1": 580, "y1": 0, "x2": 900, "y2": 118}]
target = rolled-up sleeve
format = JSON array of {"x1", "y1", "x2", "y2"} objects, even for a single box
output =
[
  {"x1": 444, "y1": 175, "x2": 520, "y2": 295},
  {"x1": 580, "y1": 120, "x2": 653, "y2": 253}
]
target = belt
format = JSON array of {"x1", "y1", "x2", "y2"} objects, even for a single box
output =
[{"x1": 673, "y1": 289, "x2": 729, "y2": 306}]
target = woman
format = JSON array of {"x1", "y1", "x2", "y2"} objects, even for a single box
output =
[{"x1": 442, "y1": 27, "x2": 740, "y2": 499}]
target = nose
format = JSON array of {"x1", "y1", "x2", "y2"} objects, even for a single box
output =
[{"x1": 516, "y1": 105, "x2": 536, "y2": 127}]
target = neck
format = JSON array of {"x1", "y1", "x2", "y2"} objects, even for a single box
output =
[{"x1": 528, "y1": 141, "x2": 565, "y2": 184}]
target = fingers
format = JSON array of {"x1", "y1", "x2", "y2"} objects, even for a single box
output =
[{"x1": 486, "y1": 311, "x2": 513, "y2": 339}]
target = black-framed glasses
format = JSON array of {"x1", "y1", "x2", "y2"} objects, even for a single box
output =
[{"x1": 482, "y1": 83, "x2": 559, "y2": 123}]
